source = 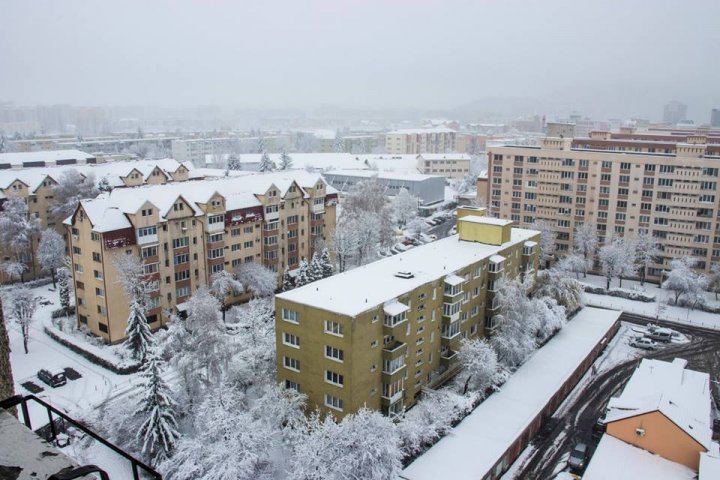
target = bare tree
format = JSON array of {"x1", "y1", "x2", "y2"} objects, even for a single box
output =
[
  {"x1": 7, "y1": 287, "x2": 38, "y2": 354},
  {"x1": 36, "y1": 228, "x2": 66, "y2": 288}
]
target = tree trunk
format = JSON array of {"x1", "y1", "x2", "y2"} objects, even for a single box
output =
[
  {"x1": 606, "y1": 276, "x2": 611, "y2": 290},
  {"x1": 22, "y1": 331, "x2": 28, "y2": 354},
  {"x1": 50, "y1": 268, "x2": 56, "y2": 289},
  {"x1": 221, "y1": 304, "x2": 226, "y2": 323},
  {"x1": 463, "y1": 375, "x2": 471, "y2": 395},
  {"x1": 640, "y1": 267, "x2": 645, "y2": 286},
  {"x1": 619, "y1": 276, "x2": 623, "y2": 288},
  {"x1": 674, "y1": 291, "x2": 680, "y2": 304}
]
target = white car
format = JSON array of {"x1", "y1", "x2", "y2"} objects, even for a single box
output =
[{"x1": 630, "y1": 336, "x2": 657, "y2": 350}]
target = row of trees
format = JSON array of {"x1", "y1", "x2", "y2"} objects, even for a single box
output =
[{"x1": 282, "y1": 248, "x2": 333, "y2": 291}]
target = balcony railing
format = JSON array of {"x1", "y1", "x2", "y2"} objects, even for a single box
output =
[{"x1": 0, "y1": 395, "x2": 161, "y2": 480}]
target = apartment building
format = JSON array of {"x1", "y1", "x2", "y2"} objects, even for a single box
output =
[
  {"x1": 172, "y1": 135, "x2": 293, "y2": 166},
  {"x1": 275, "y1": 210, "x2": 540, "y2": 418},
  {"x1": 385, "y1": 127, "x2": 457, "y2": 155},
  {"x1": 488, "y1": 133, "x2": 720, "y2": 280},
  {"x1": 416, "y1": 153, "x2": 471, "y2": 179},
  {"x1": 64, "y1": 171, "x2": 338, "y2": 343},
  {"x1": 0, "y1": 159, "x2": 196, "y2": 283},
  {"x1": 322, "y1": 169, "x2": 445, "y2": 205}
]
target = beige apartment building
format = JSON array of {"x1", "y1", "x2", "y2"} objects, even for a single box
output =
[
  {"x1": 385, "y1": 127, "x2": 457, "y2": 155},
  {"x1": 64, "y1": 171, "x2": 338, "y2": 343},
  {"x1": 275, "y1": 209, "x2": 539, "y2": 418},
  {"x1": 0, "y1": 159, "x2": 195, "y2": 284},
  {"x1": 416, "y1": 153, "x2": 472, "y2": 179},
  {"x1": 488, "y1": 132, "x2": 720, "y2": 280}
]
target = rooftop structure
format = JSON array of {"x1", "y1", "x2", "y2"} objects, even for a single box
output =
[
  {"x1": 322, "y1": 169, "x2": 445, "y2": 205},
  {"x1": 0, "y1": 149, "x2": 96, "y2": 169}
]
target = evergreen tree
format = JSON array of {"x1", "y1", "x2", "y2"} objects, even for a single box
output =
[
  {"x1": 279, "y1": 150, "x2": 293, "y2": 170},
  {"x1": 256, "y1": 134, "x2": 265, "y2": 154},
  {"x1": 125, "y1": 297, "x2": 154, "y2": 363},
  {"x1": 258, "y1": 152, "x2": 275, "y2": 172},
  {"x1": 333, "y1": 129, "x2": 344, "y2": 152},
  {"x1": 309, "y1": 251, "x2": 324, "y2": 282},
  {"x1": 281, "y1": 267, "x2": 294, "y2": 292},
  {"x1": 295, "y1": 259, "x2": 310, "y2": 287},
  {"x1": 320, "y1": 248, "x2": 333, "y2": 278},
  {"x1": 57, "y1": 267, "x2": 71, "y2": 314},
  {"x1": 115, "y1": 254, "x2": 156, "y2": 363},
  {"x1": 136, "y1": 347, "x2": 180, "y2": 465},
  {"x1": 227, "y1": 155, "x2": 241, "y2": 171}
]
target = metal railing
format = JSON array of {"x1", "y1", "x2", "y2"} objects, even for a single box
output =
[{"x1": 0, "y1": 395, "x2": 162, "y2": 480}]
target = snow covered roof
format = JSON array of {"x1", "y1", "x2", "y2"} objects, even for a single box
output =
[
  {"x1": 383, "y1": 300, "x2": 410, "y2": 317},
  {"x1": 402, "y1": 307, "x2": 621, "y2": 480},
  {"x1": 276, "y1": 228, "x2": 539, "y2": 317},
  {"x1": 0, "y1": 149, "x2": 94, "y2": 167},
  {"x1": 523, "y1": 240, "x2": 537, "y2": 248},
  {"x1": 416, "y1": 153, "x2": 471, "y2": 161},
  {"x1": 324, "y1": 169, "x2": 436, "y2": 182},
  {"x1": 604, "y1": 358, "x2": 712, "y2": 449},
  {"x1": 388, "y1": 126, "x2": 456, "y2": 135},
  {"x1": 700, "y1": 444, "x2": 720, "y2": 480},
  {"x1": 459, "y1": 215, "x2": 513, "y2": 226},
  {"x1": 489, "y1": 254, "x2": 505, "y2": 263},
  {"x1": 0, "y1": 158, "x2": 195, "y2": 191},
  {"x1": 76, "y1": 171, "x2": 334, "y2": 232},
  {"x1": 444, "y1": 274, "x2": 465, "y2": 286},
  {"x1": 583, "y1": 435, "x2": 696, "y2": 480}
]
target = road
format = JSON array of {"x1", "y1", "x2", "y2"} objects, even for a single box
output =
[
  {"x1": 428, "y1": 215, "x2": 455, "y2": 239},
  {"x1": 514, "y1": 313, "x2": 720, "y2": 480}
]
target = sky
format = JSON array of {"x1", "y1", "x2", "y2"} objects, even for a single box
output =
[{"x1": 1, "y1": 0, "x2": 719, "y2": 120}]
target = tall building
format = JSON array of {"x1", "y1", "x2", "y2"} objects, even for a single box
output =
[
  {"x1": 416, "y1": 153, "x2": 472, "y2": 179},
  {"x1": 711, "y1": 108, "x2": 720, "y2": 128},
  {"x1": 488, "y1": 131, "x2": 720, "y2": 281},
  {"x1": 385, "y1": 127, "x2": 457, "y2": 155},
  {"x1": 275, "y1": 209, "x2": 540, "y2": 418},
  {"x1": 64, "y1": 171, "x2": 337, "y2": 343},
  {"x1": 663, "y1": 101, "x2": 688, "y2": 125}
]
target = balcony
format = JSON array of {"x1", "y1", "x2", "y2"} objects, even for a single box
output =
[
  {"x1": 137, "y1": 233, "x2": 158, "y2": 245},
  {"x1": 264, "y1": 210, "x2": 280, "y2": 222},
  {"x1": 311, "y1": 201, "x2": 325, "y2": 214},
  {"x1": 381, "y1": 389, "x2": 404, "y2": 406},
  {"x1": 382, "y1": 340, "x2": 407, "y2": 359},
  {"x1": 440, "y1": 349, "x2": 458, "y2": 369},
  {"x1": 206, "y1": 220, "x2": 225, "y2": 233}
]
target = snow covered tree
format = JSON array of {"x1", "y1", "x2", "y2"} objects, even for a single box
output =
[
  {"x1": 396, "y1": 389, "x2": 475, "y2": 458},
  {"x1": 97, "y1": 176, "x2": 112, "y2": 192},
  {"x1": 227, "y1": 155, "x2": 242, "y2": 171},
  {"x1": 281, "y1": 267, "x2": 294, "y2": 292},
  {"x1": 332, "y1": 129, "x2": 344, "y2": 153},
  {"x1": 290, "y1": 408, "x2": 402, "y2": 480},
  {"x1": 57, "y1": 267, "x2": 71, "y2": 315},
  {"x1": 36, "y1": 228, "x2": 65, "y2": 288},
  {"x1": 295, "y1": 259, "x2": 311, "y2": 287},
  {"x1": 0, "y1": 195, "x2": 41, "y2": 282},
  {"x1": 258, "y1": 152, "x2": 275, "y2": 172},
  {"x1": 598, "y1": 234, "x2": 636, "y2": 290},
  {"x1": 572, "y1": 222, "x2": 598, "y2": 277},
  {"x1": 634, "y1": 230, "x2": 660, "y2": 286},
  {"x1": 405, "y1": 216, "x2": 429, "y2": 241},
  {"x1": 707, "y1": 263, "x2": 720, "y2": 300},
  {"x1": 162, "y1": 389, "x2": 275, "y2": 480},
  {"x1": 530, "y1": 220, "x2": 557, "y2": 268},
  {"x1": 320, "y1": 248, "x2": 333, "y2": 278},
  {"x1": 115, "y1": 254, "x2": 156, "y2": 363},
  {"x1": 209, "y1": 270, "x2": 243, "y2": 322},
  {"x1": 234, "y1": 261, "x2": 276, "y2": 297},
  {"x1": 331, "y1": 219, "x2": 359, "y2": 273},
  {"x1": 533, "y1": 296, "x2": 567, "y2": 343},
  {"x1": 226, "y1": 298, "x2": 276, "y2": 388},
  {"x1": 458, "y1": 338, "x2": 499, "y2": 395},
  {"x1": 354, "y1": 211, "x2": 382, "y2": 266},
  {"x1": 391, "y1": 188, "x2": 418, "y2": 227},
  {"x1": 256, "y1": 134, "x2": 265, "y2": 154},
  {"x1": 7, "y1": 287, "x2": 37, "y2": 354},
  {"x1": 309, "y1": 251, "x2": 324, "y2": 283},
  {"x1": 490, "y1": 279, "x2": 538, "y2": 369},
  {"x1": 48, "y1": 169, "x2": 99, "y2": 223},
  {"x1": 557, "y1": 253, "x2": 586, "y2": 280},
  {"x1": 663, "y1": 257, "x2": 705, "y2": 306},
  {"x1": 279, "y1": 150, "x2": 293, "y2": 170},
  {"x1": 135, "y1": 346, "x2": 179, "y2": 465},
  {"x1": 533, "y1": 269, "x2": 583, "y2": 312}
]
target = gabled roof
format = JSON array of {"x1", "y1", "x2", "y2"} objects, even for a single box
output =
[{"x1": 605, "y1": 358, "x2": 712, "y2": 449}]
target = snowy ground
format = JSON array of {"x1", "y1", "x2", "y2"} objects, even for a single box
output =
[
  {"x1": 4, "y1": 283, "x2": 142, "y2": 427},
  {"x1": 581, "y1": 273, "x2": 720, "y2": 330}
]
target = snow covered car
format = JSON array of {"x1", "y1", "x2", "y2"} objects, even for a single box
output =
[
  {"x1": 38, "y1": 368, "x2": 67, "y2": 388},
  {"x1": 630, "y1": 337, "x2": 657, "y2": 350},
  {"x1": 647, "y1": 327, "x2": 674, "y2": 343},
  {"x1": 567, "y1": 442, "x2": 588, "y2": 471}
]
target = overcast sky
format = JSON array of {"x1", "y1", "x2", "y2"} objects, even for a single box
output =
[{"x1": 1, "y1": 0, "x2": 719, "y2": 120}]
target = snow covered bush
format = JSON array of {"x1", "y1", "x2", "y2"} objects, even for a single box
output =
[
  {"x1": 663, "y1": 257, "x2": 707, "y2": 307},
  {"x1": 458, "y1": 337, "x2": 500, "y2": 395},
  {"x1": 490, "y1": 280, "x2": 539, "y2": 369},
  {"x1": 234, "y1": 261, "x2": 276, "y2": 298},
  {"x1": 533, "y1": 269, "x2": 583, "y2": 312}
]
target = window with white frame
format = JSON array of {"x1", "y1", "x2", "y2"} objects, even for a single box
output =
[
  {"x1": 324, "y1": 320, "x2": 343, "y2": 337},
  {"x1": 283, "y1": 356, "x2": 300, "y2": 372},
  {"x1": 325, "y1": 370, "x2": 344, "y2": 387},
  {"x1": 324, "y1": 394, "x2": 343, "y2": 411},
  {"x1": 283, "y1": 332, "x2": 300, "y2": 348},
  {"x1": 325, "y1": 345, "x2": 344, "y2": 362},
  {"x1": 282, "y1": 308, "x2": 299, "y2": 324}
]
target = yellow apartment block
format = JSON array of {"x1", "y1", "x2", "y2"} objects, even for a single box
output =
[
  {"x1": 275, "y1": 216, "x2": 539, "y2": 418},
  {"x1": 64, "y1": 171, "x2": 337, "y2": 343}
]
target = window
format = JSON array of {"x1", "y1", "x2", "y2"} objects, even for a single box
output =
[
  {"x1": 91, "y1": 232, "x2": 100, "y2": 241},
  {"x1": 74, "y1": 263, "x2": 84, "y2": 273},
  {"x1": 141, "y1": 208, "x2": 153, "y2": 217},
  {"x1": 285, "y1": 380, "x2": 300, "y2": 392},
  {"x1": 324, "y1": 394, "x2": 343, "y2": 411},
  {"x1": 92, "y1": 252, "x2": 101, "y2": 262},
  {"x1": 325, "y1": 345, "x2": 344, "y2": 362},
  {"x1": 283, "y1": 356, "x2": 300, "y2": 372},
  {"x1": 175, "y1": 270, "x2": 190, "y2": 282},
  {"x1": 142, "y1": 246, "x2": 158, "y2": 258},
  {"x1": 208, "y1": 214, "x2": 224, "y2": 225},
  {"x1": 95, "y1": 287, "x2": 105, "y2": 297},
  {"x1": 282, "y1": 308, "x2": 299, "y2": 324},
  {"x1": 176, "y1": 286, "x2": 190, "y2": 298},
  {"x1": 143, "y1": 263, "x2": 158, "y2": 275},
  {"x1": 244, "y1": 240, "x2": 254, "y2": 248},
  {"x1": 265, "y1": 205, "x2": 279, "y2": 214},
  {"x1": 174, "y1": 253, "x2": 189, "y2": 265},
  {"x1": 324, "y1": 320, "x2": 343, "y2": 337},
  {"x1": 137, "y1": 226, "x2": 157, "y2": 238},
  {"x1": 173, "y1": 202, "x2": 185, "y2": 211},
  {"x1": 601, "y1": 161, "x2": 612, "y2": 169},
  {"x1": 244, "y1": 226, "x2": 253, "y2": 234},
  {"x1": 287, "y1": 215, "x2": 298, "y2": 224},
  {"x1": 93, "y1": 270, "x2": 103, "y2": 280},
  {"x1": 208, "y1": 248, "x2": 223, "y2": 259},
  {"x1": 283, "y1": 332, "x2": 300, "y2": 348},
  {"x1": 72, "y1": 246, "x2": 82, "y2": 255},
  {"x1": 208, "y1": 233, "x2": 223, "y2": 243},
  {"x1": 325, "y1": 370, "x2": 344, "y2": 387},
  {"x1": 264, "y1": 235, "x2": 278, "y2": 245},
  {"x1": 172, "y1": 237, "x2": 189, "y2": 249}
]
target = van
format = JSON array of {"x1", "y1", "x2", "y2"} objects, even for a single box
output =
[
  {"x1": 38, "y1": 368, "x2": 67, "y2": 388},
  {"x1": 647, "y1": 328, "x2": 674, "y2": 343}
]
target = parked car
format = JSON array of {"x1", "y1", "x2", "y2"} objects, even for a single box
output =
[
  {"x1": 392, "y1": 242, "x2": 410, "y2": 252},
  {"x1": 647, "y1": 327, "x2": 674, "y2": 343},
  {"x1": 630, "y1": 336, "x2": 657, "y2": 350},
  {"x1": 38, "y1": 368, "x2": 67, "y2": 388},
  {"x1": 449, "y1": 226, "x2": 457, "y2": 235},
  {"x1": 567, "y1": 442, "x2": 589, "y2": 471},
  {"x1": 425, "y1": 219, "x2": 439, "y2": 226}
]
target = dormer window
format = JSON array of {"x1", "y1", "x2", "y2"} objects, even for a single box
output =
[
  {"x1": 268, "y1": 190, "x2": 277, "y2": 198},
  {"x1": 141, "y1": 208, "x2": 153, "y2": 217},
  {"x1": 173, "y1": 203, "x2": 185, "y2": 211}
]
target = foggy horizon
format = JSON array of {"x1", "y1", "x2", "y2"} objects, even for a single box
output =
[{"x1": 2, "y1": 0, "x2": 720, "y2": 121}]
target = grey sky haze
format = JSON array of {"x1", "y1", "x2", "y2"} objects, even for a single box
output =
[{"x1": 1, "y1": 0, "x2": 719, "y2": 119}]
